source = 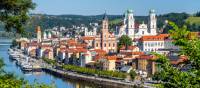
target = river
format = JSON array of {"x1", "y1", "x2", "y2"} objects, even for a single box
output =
[{"x1": 0, "y1": 44, "x2": 99, "y2": 88}]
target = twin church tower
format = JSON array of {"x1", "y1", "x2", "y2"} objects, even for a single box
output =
[
  {"x1": 116, "y1": 9, "x2": 157, "y2": 39},
  {"x1": 84, "y1": 9, "x2": 158, "y2": 40}
]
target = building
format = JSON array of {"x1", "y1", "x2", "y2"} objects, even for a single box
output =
[
  {"x1": 36, "y1": 26, "x2": 42, "y2": 43},
  {"x1": 138, "y1": 34, "x2": 178, "y2": 53},
  {"x1": 84, "y1": 28, "x2": 97, "y2": 37},
  {"x1": 94, "y1": 13, "x2": 118, "y2": 53},
  {"x1": 115, "y1": 9, "x2": 157, "y2": 39},
  {"x1": 81, "y1": 36, "x2": 95, "y2": 48},
  {"x1": 135, "y1": 55, "x2": 156, "y2": 75}
]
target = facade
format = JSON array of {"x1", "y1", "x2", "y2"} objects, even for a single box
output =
[
  {"x1": 81, "y1": 36, "x2": 95, "y2": 48},
  {"x1": 84, "y1": 28, "x2": 97, "y2": 36},
  {"x1": 138, "y1": 34, "x2": 178, "y2": 53},
  {"x1": 36, "y1": 26, "x2": 42, "y2": 43},
  {"x1": 94, "y1": 13, "x2": 117, "y2": 53},
  {"x1": 115, "y1": 9, "x2": 157, "y2": 39},
  {"x1": 136, "y1": 55, "x2": 156, "y2": 75}
]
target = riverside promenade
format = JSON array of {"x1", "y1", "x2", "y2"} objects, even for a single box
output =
[
  {"x1": 43, "y1": 67, "x2": 138, "y2": 88},
  {"x1": 9, "y1": 48, "x2": 152, "y2": 88}
]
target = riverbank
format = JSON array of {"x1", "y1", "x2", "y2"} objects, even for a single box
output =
[
  {"x1": 8, "y1": 48, "x2": 145, "y2": 88},
  {"x1": 1, "y1": 45, "x2": 91, "y2": 88},
  {"x1": 43, "y1": 68, "x2": 137, "y2": 88}
]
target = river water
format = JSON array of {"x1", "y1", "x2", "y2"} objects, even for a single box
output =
[{"x1": 0, "y1": 44, "x2": 98, "y2": 88}]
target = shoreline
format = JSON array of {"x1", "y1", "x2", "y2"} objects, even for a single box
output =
[
  {"x1": 42, "y1": 68, "x2": 138, "y2": 88},
  {"x1": 8, "y1": 48, "x2": 141, "y2": 88}
]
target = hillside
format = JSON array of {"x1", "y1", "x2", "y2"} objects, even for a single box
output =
[
  {"x1": 0, "y1": 12, "x2": 194, "y2": 34},
  {"x1": 186, "y1": 17, "x2": 200, "y2": 25}
]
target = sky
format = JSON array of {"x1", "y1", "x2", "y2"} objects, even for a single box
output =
[{"x1": 32, "y1": 0, "x2": 200, "y2": 16}]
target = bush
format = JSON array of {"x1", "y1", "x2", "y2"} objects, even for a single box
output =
[{"x1": 62, "y1": 65, "x2": 127, "y2": 79}]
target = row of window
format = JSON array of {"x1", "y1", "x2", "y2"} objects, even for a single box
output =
[
  {"x1": 144, "y1": 42, "x2": 163, "y2": 47},
  {"x1": 96, "y1": 43, "x2": 115, "y2": 47}
]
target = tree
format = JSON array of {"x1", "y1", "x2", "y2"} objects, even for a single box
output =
[
  {"x1": 129, "y1": 70, "x2": 137, "y2": 80},
  {"x1": 118, "y1": 35, "x2": 132, "y2": 49},
  {"x1": 195, "y1": 11, "x2": 200, "y2": 17},
  {"x1": 153, "y1": 21, "x2": 200, "y2": 87},
  {"x1": 0, "y1": 0, "x2": 35, "y2": 34}
]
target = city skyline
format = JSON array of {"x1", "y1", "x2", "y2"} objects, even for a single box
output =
[{"x1": 32, "y1": 0, "x2": 200, "y2": 15}]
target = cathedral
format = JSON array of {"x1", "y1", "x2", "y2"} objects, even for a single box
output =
[{"x1": 115, "y1": 9, "x2": 157, "y2": 39}]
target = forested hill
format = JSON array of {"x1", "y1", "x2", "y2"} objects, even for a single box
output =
[{"x1": 1, "y1": 12, "x2": 200, "y2": 33}]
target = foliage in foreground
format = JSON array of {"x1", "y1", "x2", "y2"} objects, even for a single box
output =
[
  {"x1": 0, "y1": 0, "x2": 36, "y2": 34},
  {"x1": 153, "y1": 21, "x2": 200, "y2": 88},
  {"x1": 62, "y1": 65, "x2": 127, "y2": 79},
  {"x1": 0, "y1": 58, "x2": 54, "y2": 88}
]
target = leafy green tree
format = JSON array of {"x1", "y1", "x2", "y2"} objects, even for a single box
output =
[
  {"x1": 129, "y1": 70, "x2": 137, "y2": 80},
  {"x1": 153, "y1": 21, "x2": 200, "y2": 88},
  {"x1": 118, "y1": 35, "x2": 132, "y2": 50},
  {"x1": 0, "y1": 0, "x2": 35, "y2": 33}
]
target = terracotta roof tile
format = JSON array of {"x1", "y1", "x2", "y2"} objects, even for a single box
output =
[{"x1": 140, "y1": 34, "x2": 169, "y2": 41}]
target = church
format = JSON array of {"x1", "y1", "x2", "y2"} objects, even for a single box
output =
[
  {"x1": 94, "y1": 13, "x2": 117, "y2": 53},
  {"x1": 115, "y1": 9, "x2": 157, "y2": 40}
]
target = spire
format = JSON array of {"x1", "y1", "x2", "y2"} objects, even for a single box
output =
[{"x1": 103, "y1": 11, "x2": 108, "y2": 20}]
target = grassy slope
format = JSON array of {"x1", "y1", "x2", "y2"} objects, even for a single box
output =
[{"x1": 186, "y1": 16, "x2": 200, "y2": 25}]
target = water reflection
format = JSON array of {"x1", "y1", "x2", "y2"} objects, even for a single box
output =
[{"x1": 0, "y1": 45, "x2": 99, "y2": 88}]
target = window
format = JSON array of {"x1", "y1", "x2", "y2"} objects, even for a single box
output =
[
  {"x1": 113, "y1": 43, "x2": 115, "y2": 47},
  {"x1": 96, "y1": 43, "x2": 98, "y2": 47},
  {"x1": 142, "y1": 31, "x2": 144, "y2": 34},
  {"x1": 109, "y1": 43, "x2": 111, "y2": 47},
  {"x1": 104, "y1": 43, "x2": 106, "y2": 47},
  {"x1": 145, "y1": 43, "x2": 147, "y2": 46}
]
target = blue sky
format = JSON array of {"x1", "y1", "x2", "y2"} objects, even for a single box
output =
[{"x1": 32, "y1": 0, "x2": 200, "y2": 16}]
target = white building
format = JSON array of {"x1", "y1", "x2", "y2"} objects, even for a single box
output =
[
  {"x1": 138, "y1": 34, "x2": 178, "y2": 53},
  {"x1": 116, "y1": 9, "x2": 157, "y2": 39},
  {"x1": 84, "y1": 27, "x2": 97, "y2": 37}
]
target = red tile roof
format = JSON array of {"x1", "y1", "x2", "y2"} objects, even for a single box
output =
[
  {"x1": 82, "y1": 36, "x2": 95, "y2": 40},
  {"x1": 107, "y1": 55, "x2": 117, "y2": 60},
  {"x1": 140, "y1": 34, "x2": 169, "y2": 41},
  {"x1": 136, "y1": 55, "x2": 155, "y2": 60}
]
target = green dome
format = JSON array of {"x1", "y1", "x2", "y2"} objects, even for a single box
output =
[
  {"x1": 150, "y1": 9, "x2": 155, "y2": 13},
  {"x1": 127, "y1": 9, "x2": 133, "y2": 13}
]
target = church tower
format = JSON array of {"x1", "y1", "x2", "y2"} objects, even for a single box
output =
[
  {"x1": 126, "y1": 10, "x2": 135, "y2": 39},
  {"x1": 148, "y1": 9, "x2": 157, "y2": 35},
  {"x1": 84, "y1": 28, "x2": 88, "y2": 36},
  {"x1": 127, "y1": 10, "x2": 135, "y2": 30},
  {"x1": 47, "y1": 31, "x2": 52, "y2": 39},
  {"x1": 36, "y1": 26, "x2": 42, "y2": 43},
  {"x1": 43, "y1": 31, "x2": 47, "y2": 39},
  {"x1": 102, "y1": 12, "x2": 109, "y2": 33}
]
